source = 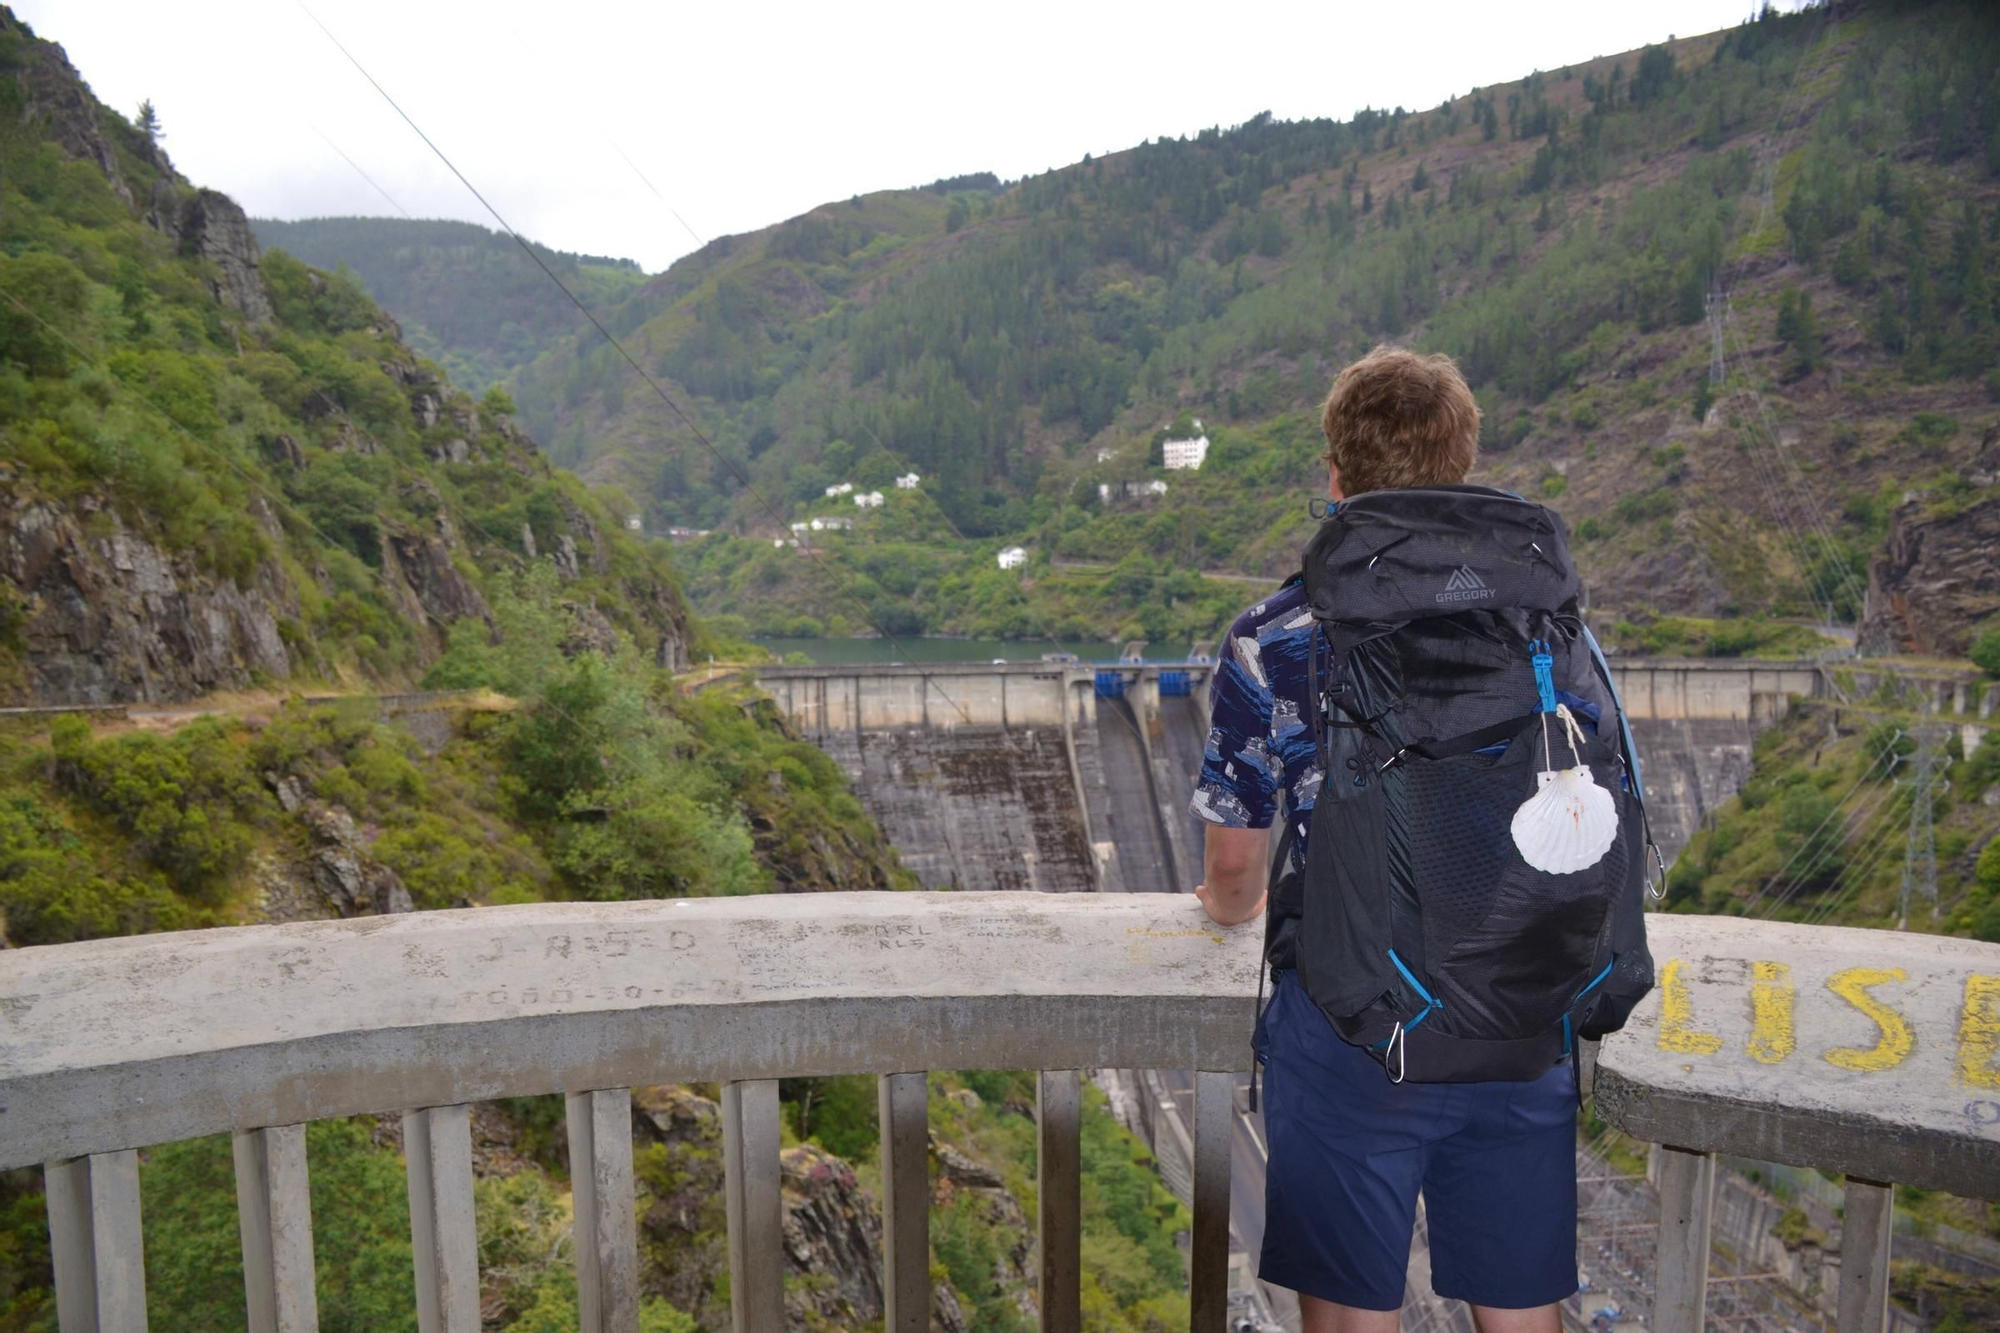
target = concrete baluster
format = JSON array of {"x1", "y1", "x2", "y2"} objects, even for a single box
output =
[
  {"x1": 721, "y1": 1079, "x2": 784, "y2": 1333},
  {"x1": 1837, "y1": 1178, "x2": 1895, "y2": 1333},
  {"x1": 233, "y1": 1125, "x2": 318, "y2": 1333},
  {"x1": 1652, "y1": 1145, "x2": 1716, "y2": 1333},
  {"x1": 878, "y1": 1073, "x2": 930, "y2": 1333},
  {"x1": 1037, "y1": 1070, "x2": 1082, "y2": 1333},
  {"x1": 403, "y1": 1105, "x2": 480, "y2": 1333},
  {"x1": 566, "y1": 1090, "x2": 639, "y2": 1333},
  {"x1": 1189, "y1": 1071, "x2": 1234, "y2": 1333},
  {"x1": 45, "y1": 1150, "x2": 147, "y2": 1333}
]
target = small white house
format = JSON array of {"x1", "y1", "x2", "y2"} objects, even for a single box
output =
[
  {"x1": 997, "y1": 546, "x2": 1028, "y2": 570},
  {"x1": 895, "y1": 473, "x2": 921, "y2": 489},
  {"x1": 1096, "y1": 483, "x2": 1113, "y2": 503},
  {"x1": 1142, "y1": 479, "x2": 1169, "y2": 495},
  {"x1": 1162, "y1": 433, "x2": 1210, "y2": 470},
  {"x1": 825, "y1": 482, "x2": 854, "y2": 497},
  {"x1": 854, "y1": 490, "x2": 885, "y2": 508},
  {"x1": 789, "y1": 522, "x2": 809, "y2": 534},
  {"x1": 623, "y1": 516, "x2": 643, "y2": 532},
  {"x1": 1095, "y1": 447, "x2": 1118, "y2": 463}
]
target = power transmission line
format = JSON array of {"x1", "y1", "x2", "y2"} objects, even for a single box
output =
[
  {"x1": 610, "y1": 143, "x2": 705, "y2": 247},
  {"x1": 295, "y1": 2, "x2": 990, "y2": 733},
  {"x1": 309, "y1": 124, "x2": 412, "y2": 218}
]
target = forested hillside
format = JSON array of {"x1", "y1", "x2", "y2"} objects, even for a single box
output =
[
  {"x1": 0, "y1": 0, "x2": 913, "y2": 958},
  {"x1": 252, "y1": 217, "x2": 646, "y2": 393},
  {"x1": 0, "y1": 10, "x2": 1201, "y2": 1331},
  {"x1": 469, "y1": 0, "x2": 1997, "y2": 651}
]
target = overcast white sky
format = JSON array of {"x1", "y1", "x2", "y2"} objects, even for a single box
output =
[{"x1": 21, "y1": 1, "x2": 1798, "y2": 273}]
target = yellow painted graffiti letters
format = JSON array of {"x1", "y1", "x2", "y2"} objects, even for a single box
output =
[
  {"x1": 1822, "y1": 967, "x2": 1914, "y2": 1072},
  {"x1": 1955, "y1": 974, "x2": 2000, "y2": 1091},
  {"x1": 1656, "y1": 959, "x2": 1723, "y2": 1056},
  {"x1": 1748, "y1": 961, "x2": 1796, "y2": 1065}
]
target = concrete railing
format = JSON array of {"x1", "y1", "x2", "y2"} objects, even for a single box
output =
[
  {"x1": 3, "y1": 900, "x2": 1997, "y2": 1333},
  {"x1": 1594, "y1": 917, "x2": 2000, "y2": 1333},
  {"x1": 2, "y1": 893, "x2": 1253, "y2": 1333}
]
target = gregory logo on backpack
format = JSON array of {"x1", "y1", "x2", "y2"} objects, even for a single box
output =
[{"x1": 1437, "y1": 565, "x2": 1494, "y2": 603}]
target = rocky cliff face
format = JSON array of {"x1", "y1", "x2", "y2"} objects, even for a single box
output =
[
  {"x1": 628, "y1": 1085, "x2": 1001, "y2": 1332},
  {"x1": 1862, "y1": 429, "x2": 2000, "y2": 657},
  {"x1": 0, "y1": 473, "x2": 295, "y2": 703}
]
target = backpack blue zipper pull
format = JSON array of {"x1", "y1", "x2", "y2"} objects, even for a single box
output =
[{"x1": 1530, "y1": 640, "x2": 1557, "y2": 714}]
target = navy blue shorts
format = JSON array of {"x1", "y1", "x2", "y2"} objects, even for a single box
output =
[{"x1": 1254, "y1": 971, "x2": 1579, "y2": 1311}]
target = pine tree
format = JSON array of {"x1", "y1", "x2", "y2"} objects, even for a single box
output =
[
  {"x1": 135, "y1": 99, "x2": 161, "y2": 143},
  {"x1": 1872, "y1": 286, "x2": 1907, "y2": 354},
  {"x1": 1789, "y1": 291, "x2": 1821, "y2": 374}
]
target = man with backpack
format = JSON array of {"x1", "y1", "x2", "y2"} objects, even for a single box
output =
[{"x1": 1192, "y1": 347, "x2": 1655, "y2": 1333}]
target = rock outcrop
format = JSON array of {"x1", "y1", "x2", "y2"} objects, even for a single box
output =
[
  {"x1": 1862, "y1": 431, "x2": 2000, "y2": 658},
  {"x1": 932, "y1": 1141, "x2": 1040, "y2": 1328},
  {"x1": 0, "y1": 477, "x2": 295, "y2": 704},
  {"x1": 9, "y1": 15, "x2": 132, "y2": 206},
  {"x1": 628, "y1": 1085, "x2": 978, "y2": 1332},
  {"x1": 781, "y1": 1145, "x2": 886, "y2": 1324},
  {"x1": 297, "y1": 797, "x2": 414, "y2": 917},
  {"x1": 155, "y1": 189, "x2": 277, "y2": 324}
]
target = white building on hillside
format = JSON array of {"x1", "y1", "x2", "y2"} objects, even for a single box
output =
[
  {"x1": 1162, "y1": 432, "x2": 1210, "y2": 470},
  {"x1": 624, "y1": 516, "x2": 643, "y2": 532},
  {"x1": 1096, "y1": 447, "x2": 1118, "y2": 463},
  {"x1": 854, "y1": 490, "x2": 885, "y2": 508},
  {"x1": 825, "y1": 482, "x2": 854, "y2": 497},
  {"x1": 997, "y1": 546, "x2": 1028, "y2": 570},
  {"x1": 808, "y1": 516, "x2": 854, "y2": 533},
  {"x1": 895, "y1": 473, "x2": 921, "y2": 489}
]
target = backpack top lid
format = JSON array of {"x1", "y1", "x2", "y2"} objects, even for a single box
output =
[{"x1": 1303, "y1": 484, "x2": 1579, "y2": 627}]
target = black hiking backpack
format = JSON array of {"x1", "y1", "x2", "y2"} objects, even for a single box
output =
[{"x1": 1274, "y1": 485, "x2": 1656, "y2": 1084}]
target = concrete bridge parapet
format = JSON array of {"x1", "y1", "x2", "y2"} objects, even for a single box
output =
[{"x1": 1, "y1": 903, "x2": 1994, "y2": 1333}]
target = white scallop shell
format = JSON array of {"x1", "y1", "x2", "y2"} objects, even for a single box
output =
[{"x1": 1510, "y1": 765, "x2": 1618, "y2": 874}]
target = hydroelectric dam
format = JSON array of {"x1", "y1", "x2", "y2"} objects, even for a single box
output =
[{"x1": 757, "y1": 655, "x2": 1829, "y2": 897}]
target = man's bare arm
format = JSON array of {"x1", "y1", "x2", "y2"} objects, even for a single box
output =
[{"x1": 1195, "y1": 824, "x2": 1268, "y2": 927}]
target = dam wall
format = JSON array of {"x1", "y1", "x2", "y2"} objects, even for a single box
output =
[{"x1": 757, "y1": 658, "x2": 1829, "y2": 885}]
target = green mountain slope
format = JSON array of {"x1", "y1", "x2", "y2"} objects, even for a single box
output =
[
  {"x1": 480, "y1": 0, "x2": 1998, "y2": 649},
  {"x1": 251, "y1": 216, "x2": 646, "y2": 394},
  {"x1": 0, "y1": 15, "x2": 692, "y2": 703}
]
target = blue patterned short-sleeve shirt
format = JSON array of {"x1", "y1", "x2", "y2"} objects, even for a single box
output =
[{"x1": 1189, "y1": 579, "x2": 1321, "y2": 864}]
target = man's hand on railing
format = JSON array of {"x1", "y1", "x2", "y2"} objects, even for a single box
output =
[
  {"x1": 1197, "y1": 825, "x2": 1269, "y2": 926},
  {"x1": 1195, "y1": 882, "x2": 1267, "y2": 928}
]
